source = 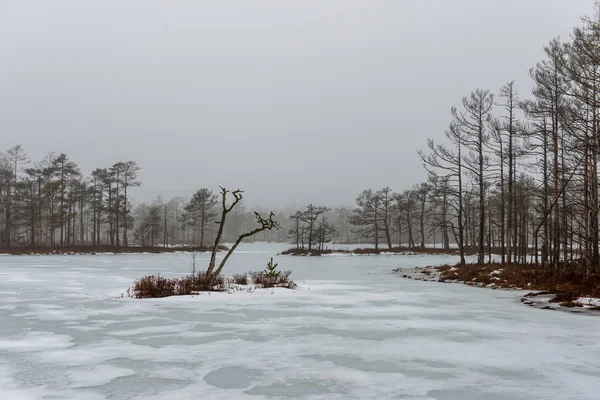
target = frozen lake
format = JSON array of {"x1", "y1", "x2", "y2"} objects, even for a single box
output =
[{"x1": 0, "y1": 243, "x2": 599, "y2": 400}]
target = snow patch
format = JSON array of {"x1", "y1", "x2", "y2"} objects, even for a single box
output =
[
  {"x1": 0, "y1": 331, "x2": 73, "y2": 352},
  {"x1": 67, "y1": 364, "x2": 136, "y2": 388}
]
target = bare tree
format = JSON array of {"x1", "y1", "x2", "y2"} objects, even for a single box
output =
[
  {"x1": 419, "y1": 122, "x2": 467, "y2": 264},
  {"x1": 288, "y1": 211, "x2": 304, "y2": 249},
  {"x1": 378, "y1": 187, "x2": 395, "y2": 249},
  {"x1": 498, "y1": 81, "x2": 522, "y2": 264},
  {"x1": 416, "y1": 183, "x2": 431, "y2": 249},
  {"x1": 299, "y1": 204, "x2": 330, "y2": 251},
  {"x1": 350, "y1": 189, "x2": 383, "y2": 250},
  {"x1": 453, "y1": 89, "x2": 494, "y2": 264},
  {"x1": 206, "y1": 187, "x2": 280, "y2": 280}
]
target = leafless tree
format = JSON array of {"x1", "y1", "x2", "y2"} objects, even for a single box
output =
[{"x1": 205, "y1": 187, "x2": 280, "y2": 280}]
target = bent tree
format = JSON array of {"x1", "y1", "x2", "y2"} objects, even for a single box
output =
[{"x1": 205, "y1": 187, "x2": 280, "y2": 280}]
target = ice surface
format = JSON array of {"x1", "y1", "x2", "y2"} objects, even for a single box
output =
[
  {"x1": 67, "y1": 365, "x2": 136, "y2": 388},
  {"x1": 0, "y1": 243, "x2": 599, "y2": 399}
]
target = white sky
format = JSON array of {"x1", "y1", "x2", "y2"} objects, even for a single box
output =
[{"x1": 0, "y1": 0, "x2": 595, "y2": 208}]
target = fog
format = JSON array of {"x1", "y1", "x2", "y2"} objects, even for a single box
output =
[{"x1": 0, "y1": 0, "x2": 594, "y2": 208}]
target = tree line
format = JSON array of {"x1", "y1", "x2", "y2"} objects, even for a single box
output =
[
  {"x1": 290, "y1": 5, "x2": 600, "y2": 274},
  {"x1": 0, "y1": 146, "x2": 445, "y2": 252},
  {"x1": 0, "y1": 148, "x2": 142, "y2": 249},
  {"x1": 131, "y1": 190, "x2": 288, "y2": 248},
  {"x1": 287, "y1": 184, "x2": 443, "y2": 253},
  {"x1": 6, "y1": 5, "x2": 600, "y2": 269},
  {"x1": 420, "y1": 7, "x2": 600, "y2": 272},
  {"x1": 0, "y1": 149, "x2": 288, "y2": 249}
]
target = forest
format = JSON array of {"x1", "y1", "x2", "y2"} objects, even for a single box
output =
[
  {"x1": 288, "y1": 8, "x2": 600, "y2": 278},
  {"x1": 0, "y1": 147, "x2": 465, "y2": 254},
  {"x1": 0, "y1": 146, "x2": 453, "y2": 251},
  {"x1": 2, "y1": 8, "x2": 600, "y2": 278},
  {"x1": 415, "y1": 10, "x2": 600, "y2": 274},
  {"x1": 0, "y1": 151, "x2": 289, "y2": 250}
]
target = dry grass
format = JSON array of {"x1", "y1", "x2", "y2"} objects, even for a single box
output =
[
  {"x1": 281, "y1": 246, "x2": 466, "y2": 256},
  {"x1": 280, "y1": 248, "x2": 332, "y2": 256},
  {"x1": 439, "y1": 264, "x2": 497, "y2": 286},
  {"x1": 550, "y1": 292, "x2": 578, "y2": 303},
  {"x1": 438, "y1": 262, "x2": 600, "y2": 299},
  {"x1": 436, "y1": 265, "x2": 454, "y2": 273},
  {"x1": 232, "y1": 273, "x2": 249, "y2": 285},
  {"x1": 133, "y1": 272, "x2": 227, "y2": 298},
  {"x1": 132, "y1": 269, "x2": 297, "y2": 299}
]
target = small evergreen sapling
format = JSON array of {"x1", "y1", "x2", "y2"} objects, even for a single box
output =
[{"x1": 263, "y1": 258, "x2": 280, "y2": 279}]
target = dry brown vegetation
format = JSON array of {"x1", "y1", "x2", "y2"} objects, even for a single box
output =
[
  {"x1": 232, "y1": 273, "x2": 249, "y2": 285},
  {"x1": 436, "y1": 265, "x2": 453, "y2": 273},
  {"x1": 132, "y1": 270, "x2": 297, "y2": 299},
  {"x1": 281, "y1": 246, "x2": 467, "y2": 256},
  {"x1": 133, "y1": 272, "x2": 228, "y2": 298},
  {"x1": 438, "y1": 262, "x2": 600, "y2": 300}
]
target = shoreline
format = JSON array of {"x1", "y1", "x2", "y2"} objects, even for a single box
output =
[
  {"x1": 281, "y1": 247, "x2": 467, "y2": 257},
  {"x1": 395, "y1": 265, "x2": 600, "y2": 315},
  {"x1": 0, "y1": 245, "x2": 227, "y2": 256}
]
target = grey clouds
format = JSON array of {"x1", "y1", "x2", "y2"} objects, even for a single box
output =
[{"x1": 0, "y1": 0, "x2": 594, "y2": 208}]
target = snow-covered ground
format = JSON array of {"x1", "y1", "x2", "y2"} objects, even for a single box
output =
[{"x1": 0, "y1": 243, "x2": 599, "y2": 400}]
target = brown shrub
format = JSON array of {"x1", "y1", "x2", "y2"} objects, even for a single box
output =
[
  {"x1": 439, "y1": 264, "x2": 497, "y2": 285},
  {"x1": 132, "y1": 268, "x2": 297, "y2": 299},
  {"x1": 133, "y1": 272, "x2": 227, "y2": 298},
  {"x1": 281, "y1": 248, "x2": 332, "y2": 256},
  {"x1": 550, "y1": 292, "x2": 578, "y2": 303},
  {"x1": 437, "y1": 265, "x2": 453, "y2": 273},
  {"x1": 133, "y1": 275, "x2": 178, "y2": 298},
  {"x1": 352, "y1": 248, "x2": 381, "y2": 255},
  {"x1": 232, "y1": 273, "x2": 249, "y2": 285}
]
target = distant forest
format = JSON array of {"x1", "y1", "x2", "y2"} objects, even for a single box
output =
[
  {"x1": 0, "y1": 147, "x2": 456, "y2": 251},
  {"x1": 2, "y1": 6, "x2": 600, "y2": 275},
  {"x1": 281, "y1": 5, "x2": 600, "y2": 275},
  {"x1": 0, "y1": 151, "x2": 288, "y2": 249},
  {"x1": 0, "y1": 147, "x2": 425, "y2": 250}
]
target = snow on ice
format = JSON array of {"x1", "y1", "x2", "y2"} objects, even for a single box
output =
[{"x1": 0, "y1": 243, "x2": 599, "y2": 399}]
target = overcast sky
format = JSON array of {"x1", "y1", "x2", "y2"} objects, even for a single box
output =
[{"x1": 0, "y1": 0, "x2": 595, "y2": 209}]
